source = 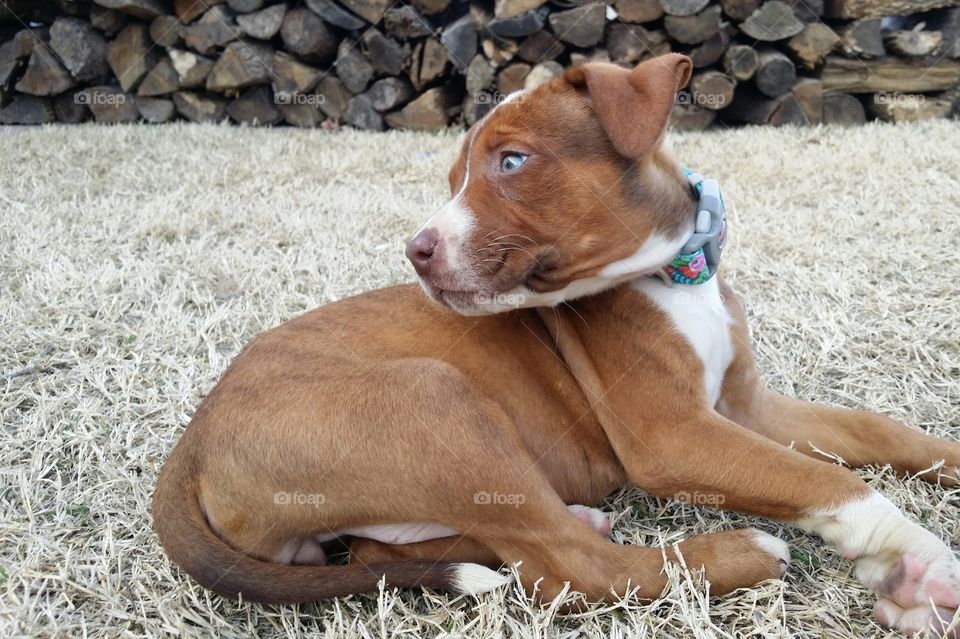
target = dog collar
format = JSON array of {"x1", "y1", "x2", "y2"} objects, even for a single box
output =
[{"x1": 660, "y1": 168, "x2": 727, "y2": 286}]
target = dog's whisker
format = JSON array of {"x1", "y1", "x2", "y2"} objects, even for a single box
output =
[{"x1": 562, "y1": 301, "x2": 591, "y2": 332}]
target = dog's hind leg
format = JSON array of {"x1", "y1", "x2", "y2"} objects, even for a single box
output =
[
  {"x1": 348, "y1": 504, "x2": 613, "y2": 568},
  {"x1": 348, "y1": 367, "x2": 789, "y2": 602},
  {"x1": 425, "y1": 441, "x2": 788, "y2": 602},
  {"x1": 350, "y1": 535, "x2": 501, "y2": 568}
]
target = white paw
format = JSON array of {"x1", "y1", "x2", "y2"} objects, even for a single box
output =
[
  {"x1": 566, "y1": 504, "x2": 611, "y2": 537},
  {"x1": 854, "y1": 526, "x2": 960, "y2": 635},
  {"x1": 803, "y1": 493, "x2": 960, "y2": 615},
  {"x1": 875, "y1": 598, "x2": 960, "y2": 637},
  {"x1": 751, "y1": 529, "x2": 791, "y2": 576},
  {"x1": 855, "y1": 536, "x2": 960, "y2": 611}
]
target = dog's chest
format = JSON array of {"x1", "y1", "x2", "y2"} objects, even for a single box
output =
[{"x1": 630, "y1": 277, "x2": 733, "y2": 406}]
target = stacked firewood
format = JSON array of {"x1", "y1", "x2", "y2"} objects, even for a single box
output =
[{"x1": 1, "y1": 0, "x2": 958, "y2": 128}]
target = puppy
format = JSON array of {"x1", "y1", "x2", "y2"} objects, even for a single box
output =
[{"x1": 154, "y1": 54, "x2": 960, "y2": 636}]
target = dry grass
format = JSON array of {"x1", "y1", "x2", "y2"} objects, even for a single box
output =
[{"x1": 1, "y1": 120, "x2": 958, "y2": 638}]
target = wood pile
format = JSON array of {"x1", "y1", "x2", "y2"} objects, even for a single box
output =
[{"x1": 1, "y1": 0, "x2": 958, "y2": 128}]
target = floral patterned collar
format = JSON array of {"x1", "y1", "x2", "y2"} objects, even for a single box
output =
[{"x1": 661, "y1": 169, "x2": 727, "y2": 286}]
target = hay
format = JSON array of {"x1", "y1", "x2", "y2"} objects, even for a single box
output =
[{"x1": 2, "y1": 120, "x2": 958, "y2": 638}]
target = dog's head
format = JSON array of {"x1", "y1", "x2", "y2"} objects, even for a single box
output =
[{"x1": 406, "y1": 53, "x2": 696, "y2": 315}]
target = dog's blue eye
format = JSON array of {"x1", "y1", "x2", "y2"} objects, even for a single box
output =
[{"x1": 501, "y1": 153, "x2": 528, "y2": 173}]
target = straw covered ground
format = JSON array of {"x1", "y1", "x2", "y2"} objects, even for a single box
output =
[{"x1": 2, "y1": 120, "x2": 959, "y2": 638}]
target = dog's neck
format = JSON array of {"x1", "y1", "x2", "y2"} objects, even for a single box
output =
[{"x1": 631, "y1": 154, "x2": 727, "y2": 288}]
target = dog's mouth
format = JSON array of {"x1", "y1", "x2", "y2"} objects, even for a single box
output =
[
  {"x1": 418, "y1": 279, "x2": 527, "y2": 315},
  {"x1": 417, "y1": 251, "x2": 563, "y2": 314}
]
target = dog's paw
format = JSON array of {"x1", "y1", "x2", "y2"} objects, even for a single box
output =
[
  {"x1": 684, "y1": 528, "x2": 789, "y2": 595},
  {"x1": 875, "y1": 598, "x2": 960, "y2": 637},
  {"x1": 749, "y1": 529, "x2": 791, "y2": 578},
  {"x1": 855, "y1": 533, "x2": 960, "y2": 635},
  {"x1": 566, "y1": 504, "x2": 611, "y2": 537},
  {"x1": 856, "y1": 541, "x2": 960, "y2": 609}
]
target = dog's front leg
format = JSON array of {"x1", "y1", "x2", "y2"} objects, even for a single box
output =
[
  {"x1": 623, "y1": 409, "x2": 960, "y2": 636},
  {"x1": 541, "y1": 302, "x2": 959, "y2": 635}
]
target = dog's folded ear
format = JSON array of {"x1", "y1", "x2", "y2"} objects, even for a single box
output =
[{"x1": 566, "y1": 54, "x2": 692, "y2": 160}]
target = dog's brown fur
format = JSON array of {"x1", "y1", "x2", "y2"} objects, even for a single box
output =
[{"x1": 153, "y1": 55, "x2": 960, "y2": 629}]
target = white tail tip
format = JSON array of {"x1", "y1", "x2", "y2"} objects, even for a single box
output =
[{"x1": 451, "y1": 563, "x2": 512, "y2": 595}]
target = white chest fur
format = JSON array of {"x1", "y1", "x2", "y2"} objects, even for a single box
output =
[{"x1": 630, "y1": 277, "x2": 734, "y2": 407}]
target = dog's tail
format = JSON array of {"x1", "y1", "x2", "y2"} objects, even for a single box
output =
[{"x1": 152, "y1": 453, "x2": 510, "y2": 604}]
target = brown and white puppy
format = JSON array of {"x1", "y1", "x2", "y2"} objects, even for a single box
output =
[{"x1": 153, "y1": 54, "x2": 960, "y2": 636}]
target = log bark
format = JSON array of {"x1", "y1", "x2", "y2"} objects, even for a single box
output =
[
  {"x1": 790, "y1": 77, "x2": 822, "y2": 124},
  {"x1": 664, "y1": 5, "x2": 721, "y2": 44},
  {"x1": 689, "y1": 29, "x2": 729, "y2": 68},
  {"x1": 385, "y1": 85, "x2": 453, "y2": 129},
  {"x1": 106, "y1": 23, "x2": 158, "y2": 91},
  {"x1": 181, "y1": 7, "x2": 239, "y2": 55},
  {"x1": 409, "y1": 38, "x2": 447, "y2": 90},
  {"x1": 825, "y1": 0, "x2": 958, "y2": 19},
  {"x1": 149, "y1": 16, "x2": 182, "y2": 48},
  {"x1": 615, "y1": 0, "x2": 663, "y2": 23},
  {"x1": 385, "y1": 6, "x2": 432, "y2": 39},
  {"x1": 50, "y1": 17, "x2": 109, "y2": 82},
  {"x1": 719, "y1": 0, "x2": 759, "y2": 21},
  {"x1": 16, "y1": 44, "x2": 76, "y2": 95},
  {"x1": 206, "y1": 41, "x2": 273, "y2": 92},
  {"x1": 280, "y1": 8, "x2": 337, "y2": 60},
  {"x1": 339, "y1": 0, "x2": 391, "y2": 24},
  {"x1": 272, "y1": 52, "x2": 321, "y2": 96},
  {"x1": 1, "y1": 0, "x2": 957, "y2": 131},
  {"x1": 236, "y1": 4, "x2": 287, "y2": 40},
  {"x1": 659, "y1": 0, "x2": 710, "y2": 17},
  {"x1": 821, "y1": 91, "x2": 865, "y2": 124},
  {"x1": 607, "y1": 23, "x2": 670, "y2": 62},
  {"x1": 517, "y1": 29, "x2": 563, "y2": 63},
  {"x1": 755, "y1": 49, "x2": 796, "y2": 97},
  {"x1": 136, "y1": 95, "x2": 175, "y2": 122},
  {"x1": 841, "y1": 18, "x2": 885, "y2": 58},
  {"x1": 931, "y1": 8, "x2": 960, "y2": 59},
  {"x1": 362, "y1": 29, "x2": 407, "y2": 76},
  {"x1": 690, "y1": 70, "x2": 735, "y2": 109},
  {"x1": 822, "y1": 55, "x2": 960, "y2": 92},
  {"x1": 740, "y1": 1, "x2": 804, "y2": 41},
  {"x1": 793, "y1": 0, "x2": 824, "y2": 22},
  {"x1": 137, "y1": 57, "x2": 179, "y2": 96},
  {"x1": 227, "y1": 85, "x2": 282, "y2": 125},
  {"x1": 723, "y1": 44, "x2": 759, "y2": 80},
  {"x1": 94, "y1": 0, "x2": 167, "y2": 20},
  {"x1": 548, "y1": 4, "x2": 605, "y2": 48},
  {"x1": 497, "y1": 62, "x2": 530, "y2": 94},
  {"x1": 0, "y1": 94, "x2": 55, "y2": 124},
  {"x1": 669, "y1": 103, "x2": 716, "y2": 129},
  {"x1": 884, "y1": 30, "x2": 942, "y2": 57},
  {"x1": 787, "y1": 22, "x2": 840, "y2": 69},
  {"x1": 344, "y1": 93, "x2": 384, "y2": 130},
  {"x1": 722, "y1": 87, "x2": 808, "y2": 125},
  {"x1": 173, "y1": 90, "x2": 227, "y2": 122},
  {"x1": 868, "y1": 91, "x2": 953, "y2": 122},
  {"x1": 441, "y1": 15, "x2": 477, "y2": 70}
]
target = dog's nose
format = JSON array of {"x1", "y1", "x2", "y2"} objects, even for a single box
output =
[{"x1": 405, "y1": 228, "x2": 438, "y2": 276}]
